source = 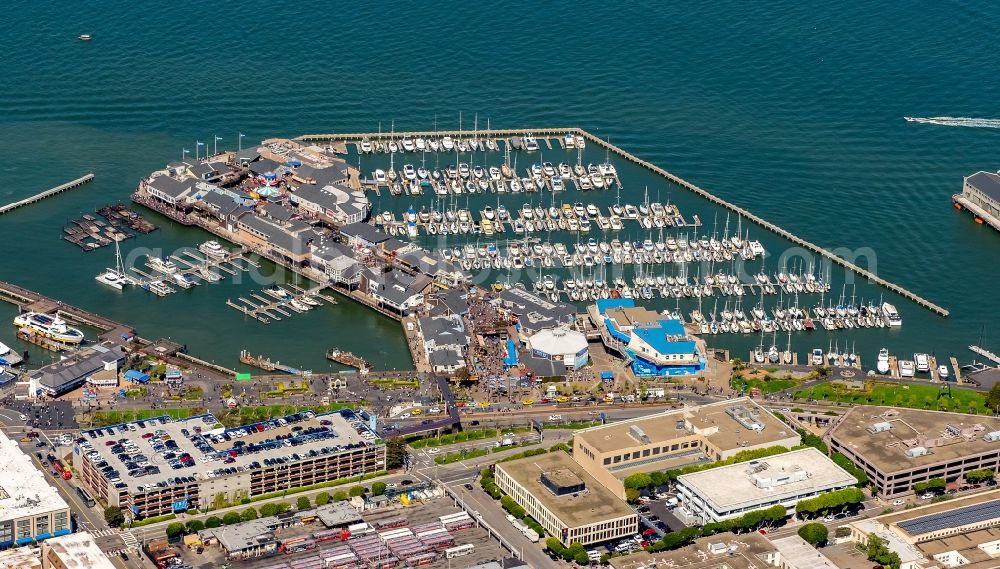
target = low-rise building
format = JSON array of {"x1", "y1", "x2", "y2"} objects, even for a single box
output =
[
  {"x1": 0, "y1": 431, "x2": 71, "y2": 549},
  {"x1": 573, "y1": 399, "x2": 800, "y2": 499},
  {"x1": 416, "y1": 315, "x2": 469, "y2": 374},
  {"x1": 769, "y1": 535, "x2": 839, "y2": 569},
  {"x1": 675, "y1": 447, "x2": 857, "y2": 524},
  {"x1": 827, "y1": 406, "x2": 1000, "y2": 497},
  {"x1": 849, "y1": 489, "x2": 1000, "y2": 569},
  {"x1": 74, "y1": 410, "x2": 383, "y2": 520},
  {"x1": 589, "y1": 299, "x2": 705, "y2": 376},
  {"x1": 362, "y1": 269, "x2": 428, "y2": 316},
  {"x1": 494, "y1": 451, "x2": 638, "y2": 547},
  {"x1": 494, "y1": 287, "x2": 576, "y2": 337},
  {"x1": 144, "y1": 174, "x2": 195, "y2": 207},
  {"x1": 525, "y1": 326, "x2": 589, "y2": 370},
  {"x1": 41, "y1": 532, "x2": 117, "y2": 569},
  {"x1": 27, "y1": 343, "x2": 126, "y2": 398},
  {"x1": 609, "y1": 531, "x2": 779, "y2": 569},
  {"x1": 955, "y1": 170, "x2": 1000, "y2": 232}
]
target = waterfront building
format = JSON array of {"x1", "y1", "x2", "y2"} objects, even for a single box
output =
[
  {"x1": 675, "y1": 447, "x2": 857, "y2": 524},
  {"x1": 26, "y1": 343, "x2": 125, "y2": 398},
  {"x1": 494, "y1": 451, "x2": 638, "y2": 547},
  {"x1": 144, "y1": 175, "x2": 195, "y2": 207},
  {"x1": 588, "y1": 299, "x2": 706, "y2": 377},
  {"x1": 339, "y1": 222, "x2": 391, "y2": 249},
  {"x1": 827, "y1": 406, "x2": 1000, "y2": 497},
  {"x1": 287, "y1": 181, "x2": 370, "y2": 226},
  {"x1": 494, "y1": 287, "x2": 576, "y2": 337},
  {"x1": 73, "y1": 410, "x2": 384, "y2": 520},
  {"x1": 525, "y1": 326, "x2": 589, "y2": 370},
  {"x1": 848, "y1": 489, "x2": 1000, "y2": 569},
  {"x1": 311, "y1": 240, "x2": 363, "y2": 288},
  {"x1": 235, "y1": 215, "x2": 319, "y2": 267},
  {"x1": 361, "y1": 269, "x2": 429, "y2": 316},
  {"x1": 572, "y1": 399, "x2": 799, "y2": 499},
  {"x1": 396, "y1": 250, "x2": 468, "y2": 287},
  {"x1": 416, "y1": 315, "x2": 469, "y2": 373},
  {"x1": 955, "y1": 170, "x2": 1000, "y2": 231},
  {"x1": 0, "y1": 431, "x2": 71, "y2": 549}
]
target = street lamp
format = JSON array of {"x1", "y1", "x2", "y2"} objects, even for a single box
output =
[
  {"x1": 214, "y1": 135, "x2": 223, "y2": 156},
  {"x1": 195, "y1": 141, "x2": 204, "y2": 160},
  {"x1": 238, "y1": 132, "x2": 245, "y2": 153}
]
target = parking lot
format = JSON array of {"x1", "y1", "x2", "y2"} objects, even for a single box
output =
[{"x1": 173, "y1": 497, "x2": 505, "y2": 569}]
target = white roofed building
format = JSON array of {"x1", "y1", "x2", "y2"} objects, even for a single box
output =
[
  {"x1": 526, "y1": 327, "x2": 589, "y2": 370},
  {"x1": 0, "y1": 431, "x2": 71, "y2": 548}
]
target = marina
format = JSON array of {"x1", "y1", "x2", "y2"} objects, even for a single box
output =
[{"x1": 226, "y1": 284, "x2": 331, "y2": 324}]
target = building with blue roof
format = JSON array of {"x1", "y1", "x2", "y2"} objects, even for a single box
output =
[{"x1": 588, "y1": 299, "x2": 705, "y2": 377}]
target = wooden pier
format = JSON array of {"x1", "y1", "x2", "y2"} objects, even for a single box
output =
[
  {"x1": 298, "y1": 127, "x2": 949, "y2": 317},
  {"x1": 969, "y1": 345, "x2": 1000, "y2": 365},
  {"x1": 0, "y1": 174, "x2": 94, "y2": 215}
]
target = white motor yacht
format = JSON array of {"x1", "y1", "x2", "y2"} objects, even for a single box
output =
[{"x1": 876, "y1": 348, "x2": 890, "y2": 374}]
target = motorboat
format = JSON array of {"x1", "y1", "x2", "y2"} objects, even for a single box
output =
[
  {"x1": 914, "y1": 353, "x2": 930, "y2": 373},
  {"x1": 881, "y1": 302, "x2": 902, "y2": 326},
  {"x1": 78, "y1": 34, "x2": 92, "y2": 41},
  {"x1": 374, "y1": 169, "x2": 387, "y2": 183},
  {"x1": 876, "y1": 348, "x2": 890, "y2": 374},
  {"x1": 199, "y1": 240, "x2": 227, "y2": 259},
  {"x1": 13, "y1": 312, "x2": 85, "y2": 344},
  {"x1": 938, "y1": 364, "x2": 950, "y2": 380},
  {"x1": 899, "y1": 359, "x2": 915, "y2": 378},
  {"x1": 522, "y1": 134, "x2": 539, "y2": 151},
  {"x1": 149, "y1": 257, "x2": 178, "y2": 274},
  {"x1": 402, "y1": 164, "x2": 416, "y2": 180},
  {"x1": 173, "y1": 273, "x2": 197, "y2": 289},
  {"x1": 811, "y1": 348, "x2": 823, "y2": 366}
]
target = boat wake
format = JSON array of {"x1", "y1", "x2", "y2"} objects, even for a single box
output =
[{"x1": 905, "y1": 116, "x2": 1000, "y2": 129}]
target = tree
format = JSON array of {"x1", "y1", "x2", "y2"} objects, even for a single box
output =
[
  {"x1": 914, "y1": 478, "x2": 946, "y2": 494},
  {"x1": 866, "y1": 534, "x2": 902, "y2": 569},
  {"x1": 372, "y1": 482, "x2": 387, "y2": 496},
  {"x1": 204, "y1": 516, "x2": 222, "y2": 529},
  {"x1": 315, "y1": 492, "x2": 332, "y2": 506},
  {"x1": 276, "y1": 502, "x2": 291, "y2": 514},
  {"x1": 185, "y1": 520, "x2": 204, "y2": 533},
  {"x1": 624, "y1": 473, "x2": 653, "y2": 490},
  {"x1": 240, "y1": 508, "x2": 258, "y2": 522},
  {"x1": 987, "y1": 383, "x2": 1000, "y2": 411},
  {"x1": 834, "y1": 526, "x2": 851, "y2": 538},
  {"x1": 798, "y1": 523, "x2": 828, "y2": 546},
  {"x1": 297, "y1": 496, "x2": 311, "y2": 510},
  {"x1": 165, "y1": 522, "x2": 185, "y2": 539},
  {"x1": 574, "y1": 551, "x2": 590, "y2": 565},
  {"x1": 386, "y1": 437, "x2": 408, "y2": 469},
  {"x1": 222, "y1": 512, "x2": 241, "y2": 525},
  {"x1": 259, "y1": 503, "x2": 279, "y2": 517},
  {"x1": 333, "y1": 490, "x2": 348, "y2": 502},
  {"x1": 625, "y1": 488, "x2": 640, "y2": 503},
  {"x1": 349, "y1": 485, "x2": 366, "y2": 498},
  {"x1": 965, "y1": 469, "x2": 996, "y2": 484},
  {"x1": 103, "y1": 506, "x2": 125, "y2": 528}
]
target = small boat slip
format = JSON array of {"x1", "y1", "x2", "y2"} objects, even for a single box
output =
[{"x1": 226, "y1": 285, "x2": 330, "y2": 324}]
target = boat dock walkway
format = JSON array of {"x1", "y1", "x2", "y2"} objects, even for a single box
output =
[
  {"x1": 299, "y1": 128, "x2": 948, "y2": 317},
  {"x1": 226, "y1": 285, "x2": 331, "y2": 324},
  {"x1": 0, "y1": 174, "x2": 94, "y2": 216},
  {"x1": 969, "y1": 344, "x2": 1000, "y2": 366}
]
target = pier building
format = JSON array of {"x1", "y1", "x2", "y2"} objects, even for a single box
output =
[
  {"x1": 589, "y1": 299, "x2": 705, "y2": 377},
  {"x1": 572, "y1": 399, "x2": 799, "y2": 500},
  {"x1": 827, "y1": 406, "x2": 1000, "y2": 498},
  {"x1": 416, "y1": 315, "x2": 469, "y2": 374},
  {"x1": 0, "y1": 431, "x2": 72, "y2": 549},
  {"x1": 26, "y1": 343, "x2": 126, "y2": 398},
  {"x1": 525, "y1": 327, "x2": 589, "y2": 370},
  {"x1": 675, "y1": 447, "x2": 857, "y2": 524},
  {"x1": 954, "y1": 170, "x2": 1000, "y2": 232},
  {"x1": 494, "y1": 451, "x2": 638, "y2": 547},
  {"x1": 73, "y1": 409, "x2": 384, "y2": 520},
  {"x1": 493, "y1": 287, "x2": 576, "y2": 337}
]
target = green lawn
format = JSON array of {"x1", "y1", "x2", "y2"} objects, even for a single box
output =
[
  {"x1": 794, "y1": 381, "x2": 989, "y2": 414},
  {"x1": 88, "y1": 408, "x2": 196, "y2": 426},
  {"x1": 733, "y1": 376, "x2": 798, "y2": 395}
]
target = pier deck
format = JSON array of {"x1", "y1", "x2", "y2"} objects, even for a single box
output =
[{"x1": 0, "y1": 174, "x2": 94, "y2": 216}]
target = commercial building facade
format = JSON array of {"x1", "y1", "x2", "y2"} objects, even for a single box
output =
[
  {"x1": 589, "y1": 299, "x2": 705, "y2": 377},
  {"x1": 494, "y1": 452, "x2": 638, "y2": 547},
  {"x1": 675, "y1": 448, "x2": 857, "y2": 524},
  {"x1": 827, "y1": 406, "x2": 1000, "y2": 497},
  {"x1": 573, "y1": 398, "x2": 800, "y2": 499},
  {"x1": 0, "y1": 431, "x2": 71, "y2": 549}
]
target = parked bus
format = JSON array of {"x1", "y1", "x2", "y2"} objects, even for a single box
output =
[
  {"x1": 76, "y1": 486, "x2": 96, "y2": 508},
  {"x1": 445, "y1": 544, "x2": 475, "y2": 559}
]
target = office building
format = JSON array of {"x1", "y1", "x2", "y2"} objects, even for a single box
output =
[
  {"x1": 609, "y1": 531, "x2": 778, "y2": 569},
  {"x1": 675, "y1": 448, "x2": 857, "y2": 524},
  {"x1": 573, "y1": 399, "x2": 800, "y2": 499},
  {"x1": 827, "y1": 406, "x2": 1000, "y2": 497},
  {"x1": 41, "y1": 532, "x2": 116, "y2": 569},
  {"x1": 494, "y1": 451, "x2": 638, "y2": 547}
]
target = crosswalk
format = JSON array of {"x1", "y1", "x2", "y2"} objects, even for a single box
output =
[
  {"x1": 90, "y1": 528, "x2": 118, "y2": 538},
  {"x1": 120, "y1": 530, "x2": 139, "y2": 550}
]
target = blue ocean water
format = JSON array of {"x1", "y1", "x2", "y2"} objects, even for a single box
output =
[{"x1": 1, "y1": 1, "x2": 999, "y2": 369}]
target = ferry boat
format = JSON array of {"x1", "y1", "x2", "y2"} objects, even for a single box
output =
[
  {"x1": 199, "y1": 240, "x2": 227, "y2": 259},
  {"x1": 881, "y1": 302, "x2": 902, "y2": 326},
  {"x1": 13, "y1": 312, "x2": 85, "y2": 345}
]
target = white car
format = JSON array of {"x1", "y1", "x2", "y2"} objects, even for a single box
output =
[
  {"x1": 429, "y1": 407, "x2": 441, "y2": 414},
  {"x1": 427, "y1": 448, "x2": 440, "y2": 455},
  {"x1": 400, "y1": 413, "x2": 411, "y2": 419},
  {"x1": 548, "y1": 414, "x2": 562, "y2": 421},
  {"x1": 19, "y1": 414, "x2": 26, "y2": 421},
  {"x1": 892, "y1": 499, "x2": 905, "y2": 506}
]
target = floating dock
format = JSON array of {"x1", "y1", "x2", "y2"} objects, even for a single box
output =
[
  {"x1": 298, "y1": 128, "x2": 949, "y2": 317},
  {"x1": 0, "y1": 174, "x2": 94, "y2": 215}
]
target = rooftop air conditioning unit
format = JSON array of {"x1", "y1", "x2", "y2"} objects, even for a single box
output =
[
  {"x1": 905, "y1": 446, "x2": 929, "y2": 458},
  {"x1": 868, "y1": 422, "x2": 892, "y2": 434},
  {"x1": 984, "y1": 431, "x2": 1000, "y2": 442}
]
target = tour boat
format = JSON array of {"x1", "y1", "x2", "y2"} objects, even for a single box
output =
[
  {"x1": 199, "y1": 240, "x2": 227, "y2": 259},
  {"x1": 13, "y1": 312, "x2": 85, "y2": 344}
]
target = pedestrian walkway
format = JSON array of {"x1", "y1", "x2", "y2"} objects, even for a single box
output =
[
  {"x1": 120, "y1": 530, "x2": 139, "y2": 550},
  {"x1": 90, "y1": 528, "x2": 118, "y2": 538}
]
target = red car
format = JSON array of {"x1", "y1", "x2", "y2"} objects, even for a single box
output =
[
  {"x1": 642, "y1": 528, "x2": 657, "y2": 536},
  {"x1": 141, "y1": 433, "x2": 154, "y2": 439}
]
